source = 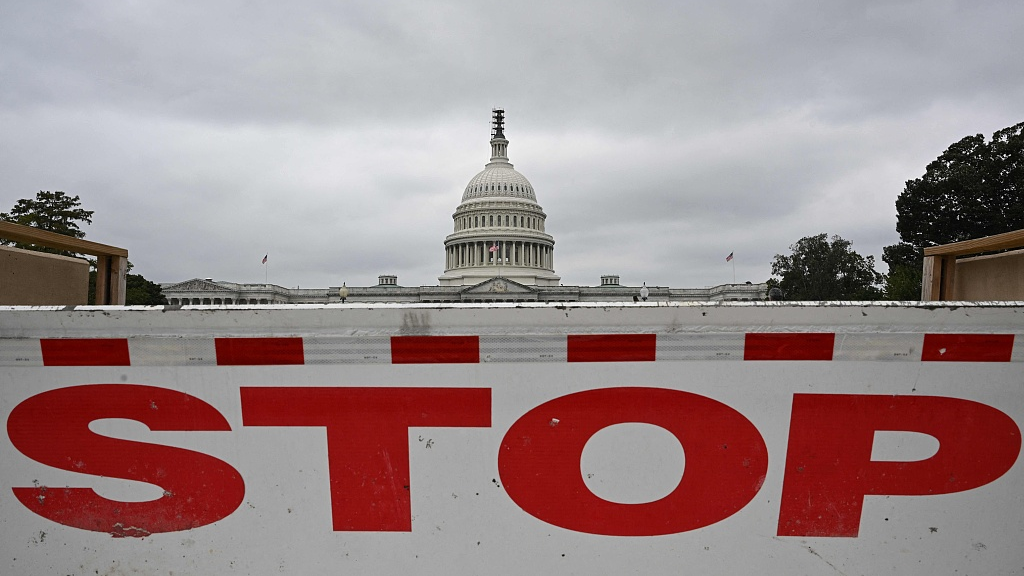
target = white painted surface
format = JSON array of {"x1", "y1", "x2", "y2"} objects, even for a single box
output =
[{"x1": 1, "y1": 303, "x2": 1022, "y2": 575}]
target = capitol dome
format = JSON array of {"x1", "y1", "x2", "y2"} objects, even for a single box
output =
[{"x1": 439, "y1": 110, "x2": 559, "y2": 287}]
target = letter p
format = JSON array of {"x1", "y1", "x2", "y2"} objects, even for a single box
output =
[{"x1": 778, "y1": 394, "x2": 1020, "y2": 537}]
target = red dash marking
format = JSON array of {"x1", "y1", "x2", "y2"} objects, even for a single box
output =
[
  {"x1": 215, "y1": 338, "x2": 304, "y2": 365},
  {"x1": 744, "y1": 333, "x2": 835, "y2": 361},
  {"x1": 391, "y1": 336, "x2": 479, "y2": 364},
  {"x1": 567, "y1": 334, "x2": 656, "y2": 362},
  {"x1": 922, "y1": 334, "x2": 1014, "y2": 362},
  {"x1": 40, "y1": 339, "x2": 130, "y2": 366}
]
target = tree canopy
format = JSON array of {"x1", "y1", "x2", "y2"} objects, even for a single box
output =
[
  {"x1": 771, "y1": 233, "x2": 884, "y2": 300},
  {"x1": 884, "y1": 121, "x2": 1024, "y2": 298},
  {"x1": 896, "y1": 121, "x2": 1023, "y2": 248},
  {"x1": 1, "y1": 191, "x2": 94, "y2": 256}
]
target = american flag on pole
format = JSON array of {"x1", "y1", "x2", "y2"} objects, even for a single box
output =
[
  {"x1": 262, "y1": 254, "x2": 268, "y2": 264},
  {"x1": 725, "y1": 252, "x2": 734, "y2": 262},
  {"x1": 489, "y1": 243, "x2": 499, "y2": 252}
]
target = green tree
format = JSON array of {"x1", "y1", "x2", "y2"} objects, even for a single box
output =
[
  {"x1": 0, "y1": 191, "x2": 94, "y2": 255},
  {"x1": 771, "y1": 233, "x2": 884, "y2": 300},
  {"x1": 881, "y1": 242, "x2": 923, "y2": 300},
  {"x1": 89, "y1": 268, "x2": 169, "y2": 305},
  {"x1": 884, "y1": 121, "x2": 1024, "y2": 297}
]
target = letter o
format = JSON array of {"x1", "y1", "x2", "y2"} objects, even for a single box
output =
[{"x1": 498, "y1": 387, "x2": 767, "y2": 536}]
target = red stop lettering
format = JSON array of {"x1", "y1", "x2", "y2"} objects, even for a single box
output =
[
  {"x1": 498, "y1": 387, "x2": 768, "y2": 536},
  {"x1": 7, "y1": 384, "x2": 245, "y2": 537},
  {"x1": 778, "y1": 394, "x2": 1022, "y2": 537},
  {"x1": 240, "y1": 387, "x2": 491, "y2": 531}
]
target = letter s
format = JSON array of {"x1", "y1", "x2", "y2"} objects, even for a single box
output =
[{"x1": 7, "y1": 384, "x2": 244, "y2": 537}]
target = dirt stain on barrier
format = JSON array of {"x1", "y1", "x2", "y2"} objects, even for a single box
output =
[
  {"x1": 399, "y1": 312, "x2": 431, "y2": 335},
  {"x1": 804, "y1": 545, "x2": 849, "y2": 576}
]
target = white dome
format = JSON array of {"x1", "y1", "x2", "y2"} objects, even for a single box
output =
[
  {"x1": 462, "y1": 166, "x2": 537, "y2": 202},
  {"x1": 440, "y1": 110, "x2": 559, "y2": 288}
]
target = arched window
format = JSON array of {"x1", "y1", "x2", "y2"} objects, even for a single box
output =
[
  {"x1": 513, "y1": 216, "x2": 517, "y2": 226},
  {"x1": 489, "y1": 215, "x2": 493, "y2": 226}
]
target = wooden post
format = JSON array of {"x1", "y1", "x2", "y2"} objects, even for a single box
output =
[
  {"x1": 921, "y1": 256, "x2": 940, "y2": 300},
  {"x1": 95, "y1": 255, "x2": 111, "y2": 305},
  {"x1": 110, "y1": 255, "x2": 128, "y2": 305}
]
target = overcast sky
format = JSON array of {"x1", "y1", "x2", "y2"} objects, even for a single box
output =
[{"x1": 2, "y1": 0, "x2": 1021, "y2": 290}]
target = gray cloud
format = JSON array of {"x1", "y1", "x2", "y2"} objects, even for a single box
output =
[{"x1": 2, "y1": 0, "x2": 1021, "y2": 290}]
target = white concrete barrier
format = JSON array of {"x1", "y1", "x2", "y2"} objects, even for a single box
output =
[{"x1": 1, "y1": 302, "x2": 1022, "y2": 574}]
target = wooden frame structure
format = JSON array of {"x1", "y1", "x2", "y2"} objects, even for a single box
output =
[
  {"x1": 0, "y1": 221, "x2": 129, "y2": 305},
  {"x1": 921, "y1": 228, "x2": 1024, "y2": 300}
]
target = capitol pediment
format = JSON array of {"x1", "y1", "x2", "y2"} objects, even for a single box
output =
[
  {"x1": 462, "y1": 277, "x2": 536, "y2": 295},
  {"x1": 163, "y1": 278, "x2": 233, "y2": 292}
]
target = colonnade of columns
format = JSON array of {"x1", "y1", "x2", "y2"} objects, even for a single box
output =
[
  {"x1": 167, "y1": 297, "x2": 279, "y2": 305},
  {"x1": 446, "y1": 240, "x2": 553, "y2": 270}
]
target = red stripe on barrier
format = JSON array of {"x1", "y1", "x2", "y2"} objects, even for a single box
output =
[
  {"x1": 744, "y1": 333, "x2": 835, "y2": 361},
  {"x1": 215, "y1": 337, "x2": 304, "y2": 365},
  {"x1": 921, "y1": 334, "x2": 1014, "y2": 362},
  {"x1": 567, "y1": 334, "x2": 657, "y2": 362},
  {"x1": 391, "y1": 336, "x2": 479, "y2": 364},
  {"x1": 40, "y1": 339, "x2": 131, "y2": 366}
]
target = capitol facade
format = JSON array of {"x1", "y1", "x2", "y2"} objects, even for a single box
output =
[{"x1": 162, "y1": 111, "x2": 766, "y2": 305}]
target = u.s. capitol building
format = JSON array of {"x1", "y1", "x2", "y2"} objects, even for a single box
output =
[{"x1": 163, "y1": 111, "x2": 766, "y2": 305}]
